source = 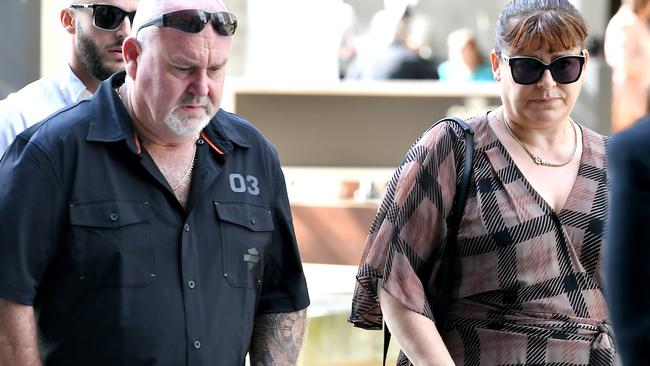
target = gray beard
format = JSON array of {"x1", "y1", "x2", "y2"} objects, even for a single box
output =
[{"x1": 164, "y1": 113, "x2": 211, "y2": 138}]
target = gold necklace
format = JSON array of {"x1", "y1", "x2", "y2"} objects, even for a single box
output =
[
  {"x1": 172, "y1": 143, "x2": 197, "y2": 191},
  {"x1": 503, "y1": 114, "x2": 578, "y2": 167},
  {"x1": 115, "y1": 87, "x2": 197, "y2": 190}
]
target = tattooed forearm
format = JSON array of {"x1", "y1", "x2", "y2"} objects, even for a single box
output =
[{"x1": 249, "y1": 309, "x2": 307, "y2": 366}]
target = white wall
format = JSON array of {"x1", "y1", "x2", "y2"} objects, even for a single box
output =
[{"x1": 244, "y1": 0, "x2": 341, "y2": 81}]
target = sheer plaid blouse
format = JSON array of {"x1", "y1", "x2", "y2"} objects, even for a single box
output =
[{"x1": 350, "y1": 113, "x2": 618, "y2": 366}]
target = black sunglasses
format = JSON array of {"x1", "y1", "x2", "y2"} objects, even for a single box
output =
[
  {"x1": 501, "y1": 53, "x2": 586, "y2": 85},
  {"x1": 137, "y1": 9, "x2": 237, "y2": 37},
  {"x1": 70, "y1": 4, "x2": 135, "y2": 31}
]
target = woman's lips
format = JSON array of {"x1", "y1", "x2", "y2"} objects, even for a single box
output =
[{"x1": 531, "y1": 97, "x2": 560, "y2": 104}]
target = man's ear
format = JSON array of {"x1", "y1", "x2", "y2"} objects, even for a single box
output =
[
  {"x1": 490, "y1": 49, "x2": 501, "y2": 81},
  {"x1": 61, "y1": 8, "x2": 76, "y2": 34},
  {"x1": 123, "y1": 37, "x2": 141, "y2": 80}
]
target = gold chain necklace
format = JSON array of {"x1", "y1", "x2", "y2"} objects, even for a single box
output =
[
  {"x1": 172, "y1": 143, "x2": 197, "y2": 191},
  {"x1": 503, "y1": 114, "x2": 577, "y2": 167},
  {"x1": 115, "y1": 87, "x2": 197, "y2": 190}
]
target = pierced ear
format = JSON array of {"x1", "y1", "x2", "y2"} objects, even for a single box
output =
[
  {"x1": 61, "y1": 9, "x2": 75, "y2": 34},
  {"x1": 123, "y1": 38, "x2": 141, "y2": 79}
]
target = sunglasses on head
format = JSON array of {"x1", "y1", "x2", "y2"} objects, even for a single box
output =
[
  {"x1": 70, "y1": 4, "x2": 136, "y2": 31},
  {"x1": 137, "y1": 9, "x2": 237, "y2": 37},
  {"x1": 501, "y1": 53, "x2": 586, "y2": 85}
]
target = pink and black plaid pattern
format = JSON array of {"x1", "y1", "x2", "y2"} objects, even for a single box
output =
[{"x1": 350, "y1": 113, "x2": 618, "y2": 365}]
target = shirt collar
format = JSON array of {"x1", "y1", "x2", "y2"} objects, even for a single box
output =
[
  {"x1": 86, "y1": 71, "x2": 251, "y2": 156},
  {"x1": 85, "y1": 71, "x2": 139, "y2": 154},
  {"x1": 54, "y1": 63, "x2": 93, "y2": 105},
  {"x1": 201, "y1": 109, "x2": 252, "y2": 152}
]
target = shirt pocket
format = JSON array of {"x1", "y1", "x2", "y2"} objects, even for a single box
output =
[
  {"x1": 215, "y1": 202, "x2": 274, "y2": 289},
  {"x1": 69, "y1": 200, "x2": 153, "y2": 288}
]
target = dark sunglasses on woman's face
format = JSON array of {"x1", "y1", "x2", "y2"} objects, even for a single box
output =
[
  {"x1": 501, "y1": 52, "x2": 586, "y2": 85},
  {"x1": 70, "y1": 4, "x2": 136, "y2": 31},
  {"x1": 137, "y1": 9, "x2": 237, "y2": 37}
]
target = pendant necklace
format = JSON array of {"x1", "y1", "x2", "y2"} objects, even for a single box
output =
[{"x1": 503, "y1": 114, "x2": 577, "y2": 167}]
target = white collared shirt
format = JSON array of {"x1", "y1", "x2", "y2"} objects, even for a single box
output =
[{"x1": 0, "y1": 63, "x2": 93, "y2": 156}]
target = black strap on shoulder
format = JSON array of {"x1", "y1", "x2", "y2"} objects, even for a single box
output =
[
  {"x1": 431, "y1": 117, "x2": 474, "y2": 333},
  {"x1": 442, "y1": 117, "x2": 474, "y2": 249},
  {"x1": 382, "y1": 116, "x2": 474, "y2": 366}
]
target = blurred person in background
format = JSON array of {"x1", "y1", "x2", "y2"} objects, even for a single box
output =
[
  {"x1": 0, "y1": 0, "x2": 310, "y2": 364},
  {"x1": 0, "y1": 0, "x2": 138, "y2": 156},
  {"x1": 346, "y1": 3, "x2": 438, "y2": 80},
  {"x1": 437, "y1": 28, "x2": 494, "y2": 82},
  {"x1": 604, "y1": 0, "x2": 650, "y2": 132},
  {"x1": 605, "y1": 112, "x2": 650, "y2": 366},
  {"x1": 337, "y1": 1, "x2": 360, "y2": 79},
  {"x1": 351, "y1": 0, "x2": 619, "y2": 364}
]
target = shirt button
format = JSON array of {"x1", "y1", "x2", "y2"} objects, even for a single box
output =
[
  {"x1": 188, "y1": 280, "x2": 196, "y2": 289},
  {"x1": 197, "y1": 139, "x2": 205, "y2": 145},
  {"x1": 193, "y1": 340, "x2": 201, "y2": 349},
  {"x1": 250, "y1": 218, "x2": 256, "y2": 225},
  {"x1": 109, "y1": 213, "x2": 119, "y2": 221},
  {"x1": 184, "y1": 224, "x2": 190, "y2": 232}
]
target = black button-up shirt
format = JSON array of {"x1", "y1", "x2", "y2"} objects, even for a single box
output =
[{"x1": 0, "y1": 72, "x2": 310, "y2": 366}]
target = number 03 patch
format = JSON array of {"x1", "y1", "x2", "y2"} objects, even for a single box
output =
[{"x1": 228, "y1": 174, "x2": 260, "y2": 195}]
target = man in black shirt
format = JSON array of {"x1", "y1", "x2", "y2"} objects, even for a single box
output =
[{"x1": 0, "y1": 0, "x2": 310, "y2": 365}]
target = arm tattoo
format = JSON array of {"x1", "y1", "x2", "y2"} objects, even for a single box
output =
[{"x1": 249, "y1": 309, "x2": 307, "y2": 366}]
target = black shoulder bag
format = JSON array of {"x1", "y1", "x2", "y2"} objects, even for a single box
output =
[{"x1": 382, "y1": 117, "x2": 474, "y2": 366}]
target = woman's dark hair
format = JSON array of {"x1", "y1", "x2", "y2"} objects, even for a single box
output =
[{"x1": 495, "y1": 0, "x2": 589, "y2": 54}]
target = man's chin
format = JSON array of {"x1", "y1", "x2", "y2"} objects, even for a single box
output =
[
  {"x1": 103, "y1": 60, "x2": 125, "y2": 73},
  {"x1": 165, "y1": 117, "x2": 211, "y2": 138}
]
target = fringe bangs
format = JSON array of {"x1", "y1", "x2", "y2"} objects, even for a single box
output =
[{"x1": 507, "y1": 11, "x2": 588, "y2": 54}]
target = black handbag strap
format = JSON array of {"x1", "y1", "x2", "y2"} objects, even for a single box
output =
[{"x1": 382, "y1": 117, "x2": 474, "y2": 366}]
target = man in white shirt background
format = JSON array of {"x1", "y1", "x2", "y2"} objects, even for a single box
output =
[{"x1": 0, "y1": 0, "x2": 138, "y2": 155}]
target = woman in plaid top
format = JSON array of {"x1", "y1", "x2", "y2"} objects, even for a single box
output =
[{"x1": 350, "y1": 0, "x2": 618, "y2": 365}]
